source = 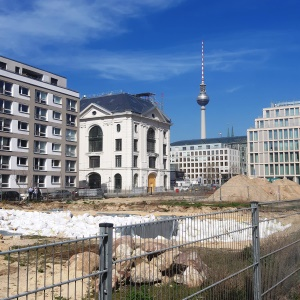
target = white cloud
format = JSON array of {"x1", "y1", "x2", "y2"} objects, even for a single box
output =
[
  {"x1": 226, "y1": 86, "x2": 243, "y2": 93},
  {"x1": 0, "y1": 0, "x2": 281, "y2": 82},
  {"x1": 0, "y1": 0, "x2": 184, "y2": 53}
]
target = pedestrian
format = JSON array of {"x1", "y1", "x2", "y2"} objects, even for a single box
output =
[
  {"x1": 33, "y1": 187, "x2": 38, "y2": 200},
  {"x1": 28, "y1": 186, "x2": 33, "y2": 200}
]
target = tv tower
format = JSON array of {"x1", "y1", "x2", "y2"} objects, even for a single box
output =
[{"x1": 196, "y1": 41, "x2": 210, "y2": 139}]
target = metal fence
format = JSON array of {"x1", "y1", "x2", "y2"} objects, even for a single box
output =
[{"x1": 0, "y1": 200, "x2": 299, "y2": 299}]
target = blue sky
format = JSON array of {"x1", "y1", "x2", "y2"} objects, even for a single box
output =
[{"x1": 1, "y1": 0, "x2": 300, "y2": 142}]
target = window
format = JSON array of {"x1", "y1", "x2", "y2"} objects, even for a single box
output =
[
  {"x1": 53, "y1": 111, "x2": 61, "y2": 120},
  {"x1": 115, "y1": 155, "x2": 122, "y2": 167},
  {"x1": 66, "y1": 129, "x2": 76, "y2": 141},
  {"x1": 51, "y1": 78, "x2": 58, "y2": 85},
  {"x1": 18, "y1": 121, "x2": 29, "y2": 131},
  {"x1": 66, "y1": 145, "x2": 76, "y2": 157},
  {"x1": 149, "y1": 157, "x2": 156, "y2": 168},
  {"x1": 0, "y1": 174, "x2": 9, "y2": 187},
  {"x1": 66, "y1": 160, "x2": 76, "y2": 172},
  {"x1": 134, "y1": 139, "x2": 138, "y2": 152},
  {"x1": 116, "y1": 124, "x2": 121, "y2": 132},
  {"x1": 19, "y1": 86, "x2": 29, "y2": 96},
  {"x1": 33, "y1": 175, "x2": 45, "y2": 187},
  {"x1": 89, "y1": 156, "x2": 100, "y2": 168},
  {"x1": 35, "y1": 107, "x2": 47, "y2": 120},
  {"x1": 133, "y1": 155, "x2": 138, "y2": 167},
  {"x1": 17, "y1": 157, "x2": 28, "y2": 166},
  {"x1": 114, "y1": 174, "x2": 122, "y2": 190},
  {"x1": 147, "y1": 128, "x2": 155, "y2": 153},
  {"x1": 163, "y1": 159, "x2": 167, "y2": 169},
  {"x1": 51, "y1": 176, "x2": 60, "y2": 184},
  {"x1": 67, "y1": 98, "x2": 77, "y2": 111},
  {"x1": 52, "y1": 143, "x2": 61, "y2": 152},
  {"x1": 0, "y1": 80, "x2": 12, "y2": 96},
  {"x1": 19, "y1": 103, "x2": 29, "y2": 113},
  {"x1": 65, "y1": 176, "x2": 76, "y2": 187},
  {"x1": 0, "y1": 118, "x2": 11, "y2": 132},
  {"x1": 134, "y1": 124, "x2": 138, "y2": 133},
  {"x1": 53, "y1": 95, "x2": 62, "y2": 105},
  {"x1": 89, "y1": 126, "x2": 103, "y2": 152},
  {"x1": 163, "y1": 144, "x2": 167, "y2": 155},
  {"x1": 52, "y1": 160, "x2": 61, "y2": 168},
  {"x1": 34, "y1": 141, "x2": 46, "y2": 154},
  {"x1": 0, "y1": 61, "x2": 7, "y2": 69},
  {"x1": 16, "y1": 175, "x2": 27, "y2": 184},
  {"x1": 34, "y1": 123, "x2": 47, "y2": 137},
  {"x1": 35, "y1": 90, "x2": 47, "y2": 104},
  {"x1": 15, "y1": 66, "x2": 20, "y2": 74},
  {"x1": 115, "y1": 139, "x2": 122, "y2": 151},
  {"x1": 0, "y1": 137, "x2": 10, "y2": 150},
  {"x1": 34, "y1": 158, "x2": 46, "y2": 170},
  {"x1": 0, "y1": 99, "x2": 12, "y2": 113},
  {"x1": 18, "y1": 139, "x2": 28, "y2": 148},
  {"x1": 53, "y1": 127, "x2": 61, "y2": 136},
  {"x1": 66, "y1": 113, "x2": 76, "y2": 126},
  {"x1": 0, "y1": 155, "x2": 10, "y2": 169}
]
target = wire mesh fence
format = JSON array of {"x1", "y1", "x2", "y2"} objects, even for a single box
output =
[{"x1": 0, "y1": 200, "x2": 299, "y2": 299}]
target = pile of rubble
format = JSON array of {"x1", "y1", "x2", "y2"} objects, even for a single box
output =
[
  {"x1": 60, "y1": 236, "x2": 208, "y2": 299},
  {"x1": 209, "y1": 175, "x2": 300, "y2": 201}
]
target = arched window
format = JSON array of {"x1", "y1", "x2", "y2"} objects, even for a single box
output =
[
  {"x1": 88, "y1": 173, "x2": 101, "y2": 188},
  {"x1": 133, "y1": 174, "x2": 138, "y2": 187},
  {"x1": 89, "y1": 126, "x2": 103, "y2": 152},
  {"x1": 114, "y1": 174, "x2": 122, "y2": 190},
  {"x1": 147, "y1": 128, "x2": 155, "y2": 153}
]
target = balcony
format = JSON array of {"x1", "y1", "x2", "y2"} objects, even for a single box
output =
[
  {"x1": 34, "y1": 148, "x2": 46, "y2": 154},
  {"x1": 35, "y1": 98, "x2": 47, "y2": 104},
  {"x1": 34, "y1": 165, "x2": 46, "y2": 171},
  {"x1": 0, "y1": 145, "x2": 9, "y2": 151}
]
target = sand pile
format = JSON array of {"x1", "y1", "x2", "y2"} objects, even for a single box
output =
[{"x1": 209, "y1": 175, "x2": 300, "y2": 202}]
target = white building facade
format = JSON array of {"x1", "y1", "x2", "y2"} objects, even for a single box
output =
[
  {"x1": 170, "y1": 137, "x2": 247, "y2": 186},
  {"x1": 247, "y1": 101, "x2": 300, "y2": 183},
  {"x1": 79, "y1": 93, "x2": 171, "y2": 192},
  {"x1": 0, "y1": 56, "x2": 80, "y2": 191}
]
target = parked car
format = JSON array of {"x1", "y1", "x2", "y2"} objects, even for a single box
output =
[
  {"x1": 45, "y1": 189, "x2": 72, "y2": 200},
  {"x1": 0, "y1": 191, "x2": 21, "y2": 201}
]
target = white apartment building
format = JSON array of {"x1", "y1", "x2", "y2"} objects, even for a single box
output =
[
  {"x1": 0, "y1": 56, "x2": 80, "y2": 190},
  {"x1": 170, "y1": 136, "x2": 247, "y2": 185},
  {"x1": 247, "y1": 101, "x2": 300, "y2": 183},
  {"x1": 79, "y1": 92, "x2": 171, "y2": 192}
]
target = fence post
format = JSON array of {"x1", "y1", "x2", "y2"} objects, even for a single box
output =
[
  {"x1": 251, "y1": 202, "x2": 261, "y2": 300},
  {"x1": 99, "y1": 223, "x2": 113, "y2": 300}
]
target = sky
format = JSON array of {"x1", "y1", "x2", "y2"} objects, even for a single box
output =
[{"x1": 1, "y1": 0, "x2": 300, "y2": 142}]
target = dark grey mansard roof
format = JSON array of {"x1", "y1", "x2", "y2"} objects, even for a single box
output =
[
  {"x1": 80, "y1": 92, "x2": 171, "y2": 123},
  {"x1": 171, "y1": 136, "x2": 247, "y2": 146}
]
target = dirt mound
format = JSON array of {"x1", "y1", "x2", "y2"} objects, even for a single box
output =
[{"x1": 209, "y1": 175, "x2": 300, "y2": 202}]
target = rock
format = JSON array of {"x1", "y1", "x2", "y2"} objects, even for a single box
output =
[
  {"x1": 114, "y1": 244, "x2": 133, "y2": 260},
  {"x1": 68, "y1": 251, "x2": 99, "y2": 275},
  {"x1": 113, "y1": 235, "x2": 135, "y2": 250},
  {"x1": 153, "y1": 248, "x2": 180, "y2": 271},
  {"x1": 130, "y1": 262, "x2": 162, "y2": 283},
  {"x1": 140, "y1": 240, "x2": 168, "y2": 253},
  {"x1": 174, "y1": 250, "x2": 208, "y2": 275},
  {"x1": 173, "y1": 266, "x2": 206, "y2": 287}
]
